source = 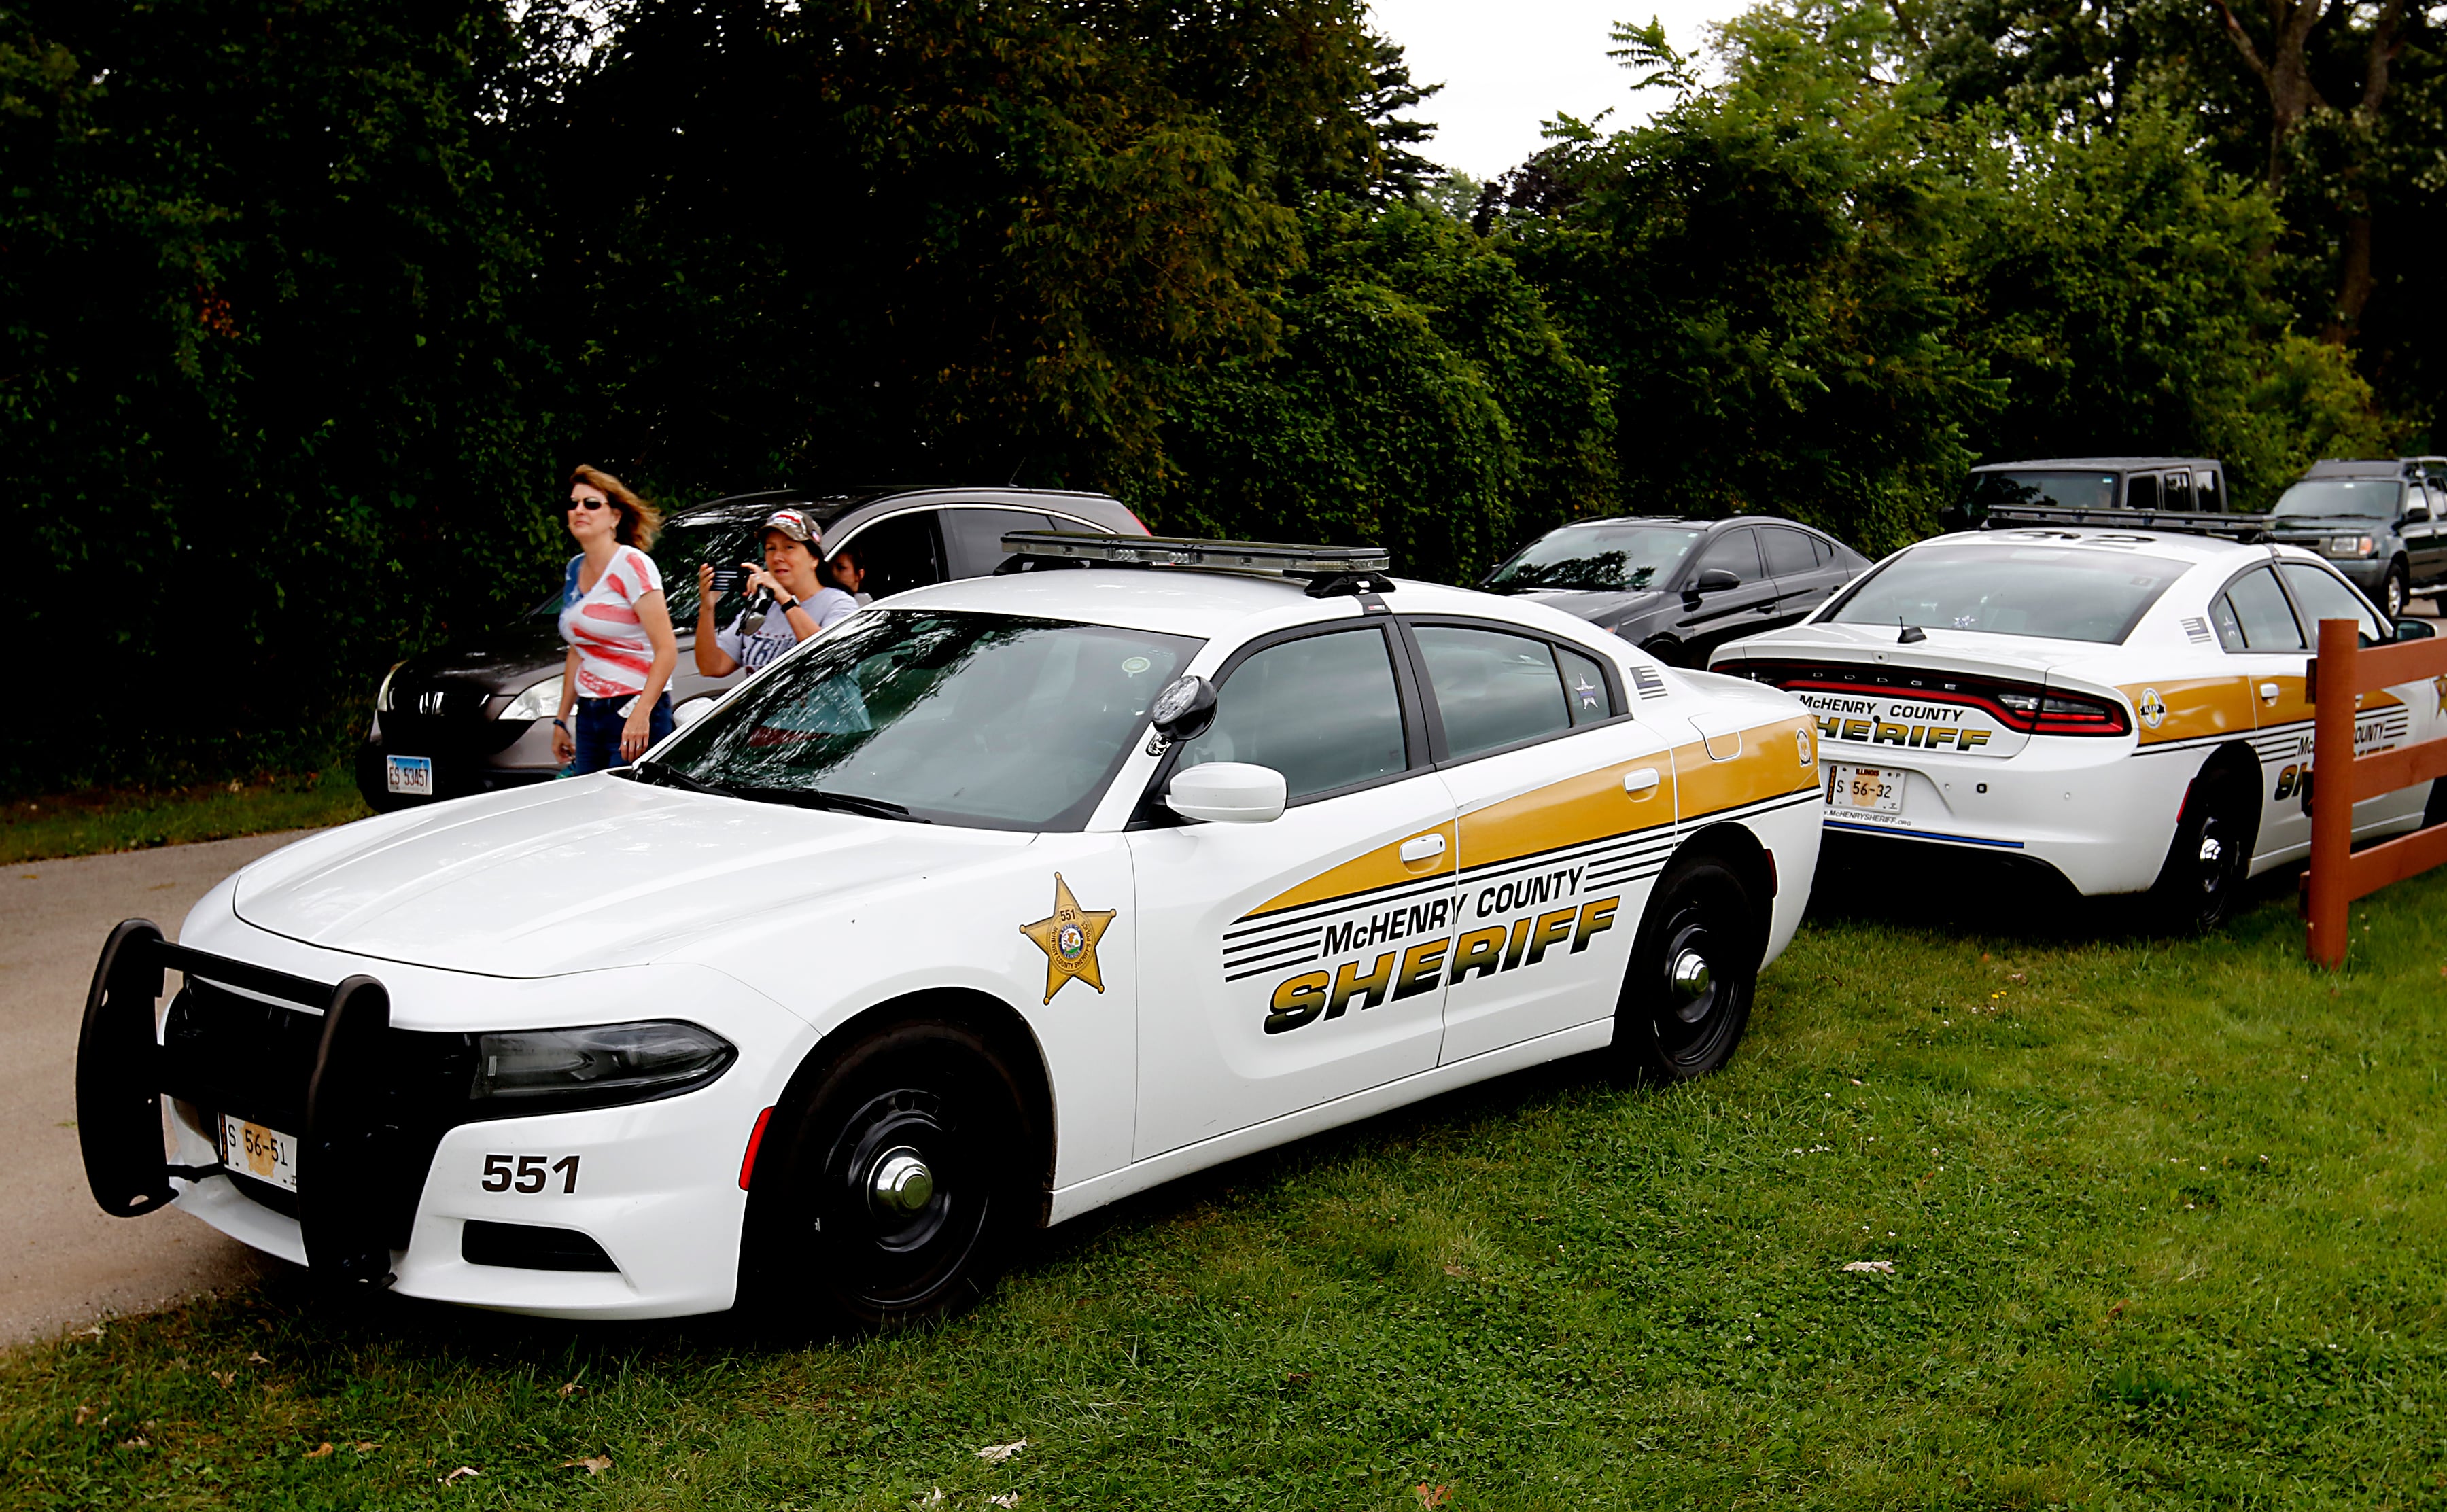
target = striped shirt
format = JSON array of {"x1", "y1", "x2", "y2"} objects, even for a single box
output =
[{"x1": 559, "y1": 547, "x2": 665, "y2": 698}]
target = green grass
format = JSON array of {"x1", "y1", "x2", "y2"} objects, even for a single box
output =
[
  {"x1": 0, "y1": 768, "x2": 371, "y2": 864},
  {"x1": 7, "y1": 870, "x2": 2447, "y2": 1509}
]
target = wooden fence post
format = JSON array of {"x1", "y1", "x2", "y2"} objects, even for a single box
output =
[{"x1": 2304, "y1": 618, "x2": 2362, "y2": 967}]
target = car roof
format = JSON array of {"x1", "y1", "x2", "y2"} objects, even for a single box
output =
[
  {"x1": 672, "y1": 484, "x2": 1128, "y2": 529},
  {"x1": 1921, "y1": 525, "x2": 2304, "y2": 570},
  {"x1": 1970, "y1": 457, "x2": 2222, "y2": 473},
  {"x1": 2301, "y1": 459, "x2": 2415, "y2": 480},
  {"x1": 1548, "y1": 514, "x2": 1824, "y2": 532},
  {"x1": 865, "y1": 566, "x2": 1613, "y2": 644}
]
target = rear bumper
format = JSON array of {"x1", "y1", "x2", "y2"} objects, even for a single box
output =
[
  {"x1": 354, "y1": 735, "x2": 559, "y2": 811},
  {"x1": 77, "y1": 926, "x2": 774, "y2": 1319}
]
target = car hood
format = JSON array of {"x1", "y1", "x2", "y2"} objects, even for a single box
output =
[
  {"x1": 400, "y1": 615, "x2": 701, "y2": 695},
  {"x1": 231, "y1": 775, "x2": 1034, "y2": 977},
  {"x1": 1499, "y1": 587, "x2": 1666, "y2": 625},
  {"x1": 1713, "y1": 620, "x2": 2121, "y2": 680}
]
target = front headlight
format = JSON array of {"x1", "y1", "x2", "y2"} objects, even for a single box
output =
[
  {"x1": 499, "y1": 674, "x2": 564, "y2": 723},
  {"x1": 2326, "y1": 535, "x2": 2378, "y2": 558},
  {"x1": 469, "y1": 1020, "x2": 735, "y2": 1107},
  {"x1": 375, "y1": 661, "x2": 406, "y2": 712}
]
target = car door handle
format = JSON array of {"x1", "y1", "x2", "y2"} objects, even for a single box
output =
[
  {"x1": 1398, "y1": 832, "x2": 1446, "y2": 863},
  {"x1": 1623, "y1": 767, "x2": 1662, "y2": 796},
  {"x1": 2259, "y1": 682, "x2": 2281, "y2": 703}
]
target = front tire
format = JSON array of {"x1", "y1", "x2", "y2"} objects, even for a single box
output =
[
  {"x1": 2380, "y1": 561, "x2": 2410, "y2": 620},
  {"x1": 741, "y1": 1018, "x2": 1035, "y2": 1335},
  {"x1": 1612, "y1": 851, "x2": 1763, "y2": 1082},
  {"x1": 1639, "y1": 635, "x2": 1686, "y2": 668},
  {"x1": 2145, "y1": 764, "x2": 2256, "y2": 933}
]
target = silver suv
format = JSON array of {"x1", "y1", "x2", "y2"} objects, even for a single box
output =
[
  {"x1": 355, "y1": 485, "x2": 1147, "y2": 811},
  {"x1": 2266, "y1": 457, "x2": 2447, "y2": 620}
]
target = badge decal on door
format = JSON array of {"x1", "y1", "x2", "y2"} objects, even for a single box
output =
[{"x1": 1019, "y1": 873, "x2": 1118, "y2": 1004}]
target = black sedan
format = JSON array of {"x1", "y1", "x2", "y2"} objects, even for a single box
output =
[{"x1": 1480, "y1": 515, "x2": 1871, "y2": 666}]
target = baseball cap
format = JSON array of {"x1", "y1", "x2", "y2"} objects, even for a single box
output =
[{"x1": 760, "y1": 508, "x2": 819, "y2": 544}]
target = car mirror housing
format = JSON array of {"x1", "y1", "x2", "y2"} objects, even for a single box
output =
[
  {"x1": 1166, "y1": 762, "x2": 1287, "y2": 824},
  {"x1": 1688, "y1": 568, "x2": 1742, "y2": 596},
  {"x1": 2393, "y1": 616, "x2": 2436, "y2": 642}
]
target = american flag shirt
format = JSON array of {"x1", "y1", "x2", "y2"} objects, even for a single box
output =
[{"x1": 559, "y1": 546, "x2": 666, "y2": 698}]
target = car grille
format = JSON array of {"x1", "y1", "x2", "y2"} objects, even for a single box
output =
[
  {"x1": 378, "y1": 685, "x2": 528, "y2": 756},
  {"x1": 162, "y1": 977, "x2": 481, "y2": 1242}
]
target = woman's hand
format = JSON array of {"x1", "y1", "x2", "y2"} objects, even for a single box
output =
[
  {"x1": 697, "y1": 561, "x2": 718, "y2": 608},
  {"x1": 621, "y1": 707, "x2": 654, "y2": 762},
  {"x1": 744, "y1": 562, "x2": 783, "y2": 598},
  {"x1": 551, "y1": 721, "x2": 574, "y2": 765}
]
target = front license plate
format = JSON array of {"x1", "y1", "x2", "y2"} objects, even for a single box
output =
[
  {"x1": 385, "y1": 754, "x2": 434, "y2": 797},
  {"x1": 220, "y1": 1115, "x2": 300, "y2": 1192},
  {"x1": 1827, "y1": 763, "x2": 1904, "y2": 815}
]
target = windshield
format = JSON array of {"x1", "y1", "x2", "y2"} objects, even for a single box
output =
[
  {"x1": 644, "y1": 610, "x2": 1200, "y2": 830},
  {"x1": 531, "y1": 514, "x2": 765, "y2": 621},
  {"x1": 2272, "y1": 478, "x2": 2401, "y2": 521},
  {"x1": 1484, "y1": 523, "x2": 1705, "y2": 594},
  {"x1": 1829, "y1": 543, "x2": 2188, "y2": 644},
  {"x1": 1962, "y1": 470, "x2": 2118, "y2": 513}
]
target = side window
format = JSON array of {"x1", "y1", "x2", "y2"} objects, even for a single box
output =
[
  {"x1": 2406, "y1": 486, "x2": 2431, "y2": 523},
  {"x1": 837, "y1": 512, "x2": 945, "y2": 601},
  {"x1": 2278, "y1": 562, "x2": 2386, "y2": 644},
  {"x1": 2209, "y1": 593, "x2": 2249, "y2": 652},
  {"x1": 2196, "y1": 470, "x2": 2223, "y2": 512},
  {"x1": 1413, "y1": 625, "x2": 1574, "y2": 761},
  {"x1": 1760, "y1": 527, "x2": 1818, "y2": 577},
  {"x1": 2162, "y1": 470, "x2": 2195, "y2": 511},
  {"x1": 1557, "y1": 646, "x2": 1616, "y2": 726},
  {"x1": 2126, "y1": 472, "x2": 2160, "y2": 510},
  {"x1": 2223, "y1": 567, "x2": 2305, "y2": 650},
  {"x1": 1811, "y1": 535, "x2": 1837, "y2": 567},
  {"x1": 940, "y1": 508, "x2": 1060, "y2": 578},
  {"x1": 1693, "y1": 529, "x2": 1764, "y2": 584},
  {"x1": 1173, "y1": 629, "x2": 1408, "y2": 802}
]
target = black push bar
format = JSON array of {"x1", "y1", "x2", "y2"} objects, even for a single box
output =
[{"x1": 75, "y1": 919, "x2": 398, "y2": 1286}]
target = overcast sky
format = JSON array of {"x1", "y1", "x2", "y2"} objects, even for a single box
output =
[{"x1": 1364, "y1": 0, "x2": 1743, "y2": 181}]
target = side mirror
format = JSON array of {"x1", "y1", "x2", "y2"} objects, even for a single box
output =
[
  {"x1": 1687, "y1": 568, "x2": 1742, "y2": 596},
  {"x1": 1149, "y1": 674, "x2": 1217, "y2": 743},
  {"x1": 2394, "y1": 616, "x2": 2436, "y2": 642},
  {"x1": 1166, "y1": 762, "x2": 1287, "y2": 824}
]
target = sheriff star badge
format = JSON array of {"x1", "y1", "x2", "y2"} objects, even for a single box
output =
[{"x1": 1018, "y1": 873, "x2": 1117, "y2": 1004}]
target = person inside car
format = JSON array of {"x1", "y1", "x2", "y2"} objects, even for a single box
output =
[
  {"x1": 553, "y1": 465, "x2": 680, "y2": 773},
  {"x1": 826, "y1": 542, "x2": 871, "y2": 605},
  {"x1": 694, "y1": 508, "x2": 860, "y2": 678}
]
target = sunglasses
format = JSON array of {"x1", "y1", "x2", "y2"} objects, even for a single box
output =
[{"x1": 562, "y1": 495, "x2": 608, "y2": 512}]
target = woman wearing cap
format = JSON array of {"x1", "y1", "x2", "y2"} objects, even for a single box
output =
[
  {"x1": 693, "y1": 507, "x2": 861, "y2": 678},
  {"x1": 552, "y1": 465, "x2": 680, "y2": 773}
]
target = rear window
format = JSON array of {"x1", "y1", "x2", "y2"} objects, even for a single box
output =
[
  {"x1": 1964, "y1": 470, "x2": 2117, "y2": 513},
  {"x1": 1828, "y1": 543, "x2": 2189, "y2": 645}
]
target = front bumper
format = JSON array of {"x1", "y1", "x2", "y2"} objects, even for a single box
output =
[
  {"x1": 77, "y1": 925, "x2": 774, "y2": 1319},
  {"x1": 1811, "y1": 736, "x2": 2200, "y2": 896}
]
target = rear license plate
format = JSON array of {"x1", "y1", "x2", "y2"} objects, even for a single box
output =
[
  {"x1": 385, "y1": 754, "x2": 434, "y2": 797},
  {"x1": 220, "y1": 1115, "x2": 300, "y2": 1192},
  {"x1": 1827, "y1": 763, "x2": 1903, "y2": 815}
]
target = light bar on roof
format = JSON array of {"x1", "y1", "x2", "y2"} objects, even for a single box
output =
[
  {"x1": 1980, "y1": 504, "x2": 2273, "y2": 541},
  {"x1": 1000, "y1": 530, "x2": 1392, "y2": 578}
]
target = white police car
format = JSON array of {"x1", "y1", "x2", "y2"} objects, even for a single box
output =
[
  {"x1": 1710, "y1": 513, "x2": 2446, "y2": 928},
  {"x1": 79, "y1": 535, "x2": 1823, "y2": 1328}
]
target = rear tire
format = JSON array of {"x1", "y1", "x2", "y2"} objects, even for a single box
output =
[
  {"x1": 1612, "y1": 851, "x2": 1763, "y2": 1082},
  {"x1": 2145, "y1": 764, "x2": 2257, "y2": 934},
  {"x1": 740, "y1": 1018, "x2": 1035, "y2": 1335}
]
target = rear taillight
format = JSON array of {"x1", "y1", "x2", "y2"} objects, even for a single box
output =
[{"x1": 1736, "y1": 661, "x2": 2130, "y2": 737}]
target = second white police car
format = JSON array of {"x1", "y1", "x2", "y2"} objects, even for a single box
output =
[
  {"x1": 80, "y1": 534, "x2": 1821, "y2": 1328},
  {"x1": 1711, "y1": 509, "x2": 2446, "y2": 928}
]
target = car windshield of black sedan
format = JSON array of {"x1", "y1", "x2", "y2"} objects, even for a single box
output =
[
  {"x1": 642, "y1": 610, "x2": 1200, "y2": 830},
  {"x1": 528, "y1": 514, "x2": 762, "y2": 622},
  {"x1": 1828, "y1": 544, "x2": 2187, "y2": 644},
  {"x1": 2272, "y1": 479, "x2": 2402, "y2": 523},
  {"x1": 1484, "y1": 523, "x2": 1705, "y2": 594}
]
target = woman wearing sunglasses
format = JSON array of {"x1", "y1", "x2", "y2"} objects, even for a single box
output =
[{"x1": 551, "y1": 465, "x2": 679, "y2": 773}]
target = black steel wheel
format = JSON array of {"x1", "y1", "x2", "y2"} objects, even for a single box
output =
[
  {"x1": 1614, "y1": 851, "x2": 1763, "y2": 1082},
  {"x1": 742, "y1": 1018, "x2": 1035, "y2": 1334},
  {"x1": 2145, "y1": 764, "x2": 2257, "y2": 934},
  {"x1": 2381, "y1": 561, "x2": 2410, "y2": 620},
  {"x1": 1639, "y1": 636, "x2": 1686, "y2": 668}
]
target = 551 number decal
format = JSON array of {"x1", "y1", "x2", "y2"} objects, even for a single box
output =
[{"x1": 481, "y1": 1153, "x2": 580, "y2": 1194}]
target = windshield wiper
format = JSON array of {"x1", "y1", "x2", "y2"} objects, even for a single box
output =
[
  {"x1": 625, "y1": 759, "x2": 737, "y2": 798},
  {"x1": 729, "y1": 784, "x2": 929, "y2": 823}
]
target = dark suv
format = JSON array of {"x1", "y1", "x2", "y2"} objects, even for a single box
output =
[
  {"x1": 2264, "y1": 457, "x2": 2447, "y2": 620},
  {"x1": 1951, "y1": 456, "x2": 2231, "y2": 527},
  {"x1": 357, "y1": 485, "x2": 1147, "y2": 811},
  {"x1": 1480, "y1": 515, "x2": 1871, "y2": 666}
]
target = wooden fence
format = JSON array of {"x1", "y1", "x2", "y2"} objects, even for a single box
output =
[{"x1": 2304, "y1": 617, "x2": 2447, "y2": 966}]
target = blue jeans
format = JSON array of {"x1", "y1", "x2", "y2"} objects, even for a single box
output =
[{"x1": 572, "y1": 692, "x2": 674, "y2": 775}]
